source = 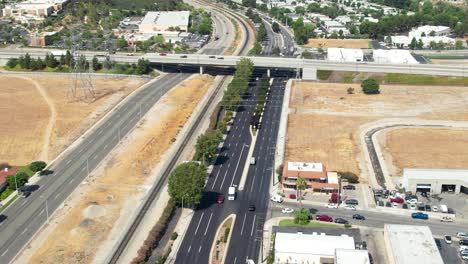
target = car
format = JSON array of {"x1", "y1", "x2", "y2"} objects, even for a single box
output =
[
  {"x1": 406, "y1": 197, "x2": 418, "y2": 204},
  {"x1": 282, "y1": 208, "x2": 294, "y2": 214},
  {"x1": 460, "y1": 249, "x2": 468, "y2": 255},
  {"x1": 460, "y1": 245, "x2": 468, "y2": 252},
  {"x1": 159, "y1": 53, "x2": 167, "y2": 56},
  {"x1": 246, "y1": 260, "x2": 255, "y2": 264},
  {"x1": 334, "y1": 218, "x2": 349, "y2": 224},
  {"x1": 421, "y1": 192, "x2": 428, "y2": 198},
  {"x1": 432, "y1": 205, "x2": 438, "y2": 212},
  {"x1": 440, "y1": 216, "x2": 453, "y2": 222},
  {"x1": 126, "y1": 53, "x2": 134, "y2": 56},
  {"x1": 289, "y1": 193, "x2": 297, "y2": 199},
  {"x1": 391, "y1": 202, "x2": 399, "y2": 208},
  {"x1": 343, "y1": 185, "x2": 356, "y2": 190},
  {"x1": 217, "y1": 57, "x2": 224, "y2": 59},
  {"x1": 460, "y1": 239, "x2": 468, "y2": 246},
  {"x1": 316, "y1": 215, "x2": 333, "y2": 222},
  {"x1": 457, "y1": 232, "x2": 468, "y2": 239},
  {"x1": 411, "y1": 212, "x2": 429, "y2": 220},
  {"x1": 345, "y1": 199, "x2": 359, "y2": 205},
  {"x1": 248, "y1": 205, "x2": 256, "y2": 211},
  {"x1": 390, "y1": 198, "x2": 404, "y2": 204},
  {"x1": 217, "y1": 195, "x2": 224, "y2": 204},
  {"x1": 425, "y1": 204, "x2": 431, "y2": 211},
  {"x1": 180, "y1": 55, "x2": 188, "y2": 58},
  {"x1": 461, "y1": 254, "x2": 468, "y2": 261},
  {"x1": 353, "y1": 214, "x2": 366, "y2": 220},
  {"x1": 325, "y1": 203, "x2": 338, "y2": 209},
  {"x1": 270, "y1": 195, "x2": 283, "y2": 203},
  {"x1": 444, "y1": 235, "x2": 452, "y2": 244},
  {"x1": 344, "y1": 205, "x2": 356, "y2": 211},
  {"x1": 402, "y1": 203, "x2": 408, "y2": 209},
  {"x1": 209, "y1": 55, "x2": 216, "y2": 58},
  {"x1": 410, "y1": 204, "x2": 417, "y2": 210}
]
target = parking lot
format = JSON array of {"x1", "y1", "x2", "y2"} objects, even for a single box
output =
[{"x1": 435, "y1": 238, "x2": 464, "y2": 264}]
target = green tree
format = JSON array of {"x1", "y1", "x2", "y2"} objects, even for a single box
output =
[
  {"x1": 257, "y1": 23, "x2": 267, "y2": 41},
  {"x1": 455, "y1": 40, "x2": 463, "y2": 49},
  {"x1": 429, "y1": 31, "x2": 436, "y2": 37},
  {"x1": 194, "y1": 130, "x2": 222, "y2": 163},
  {"x1": 384, "y1": 36, "x2": 392, "y2": 46},
  {"x1": 293, "y1": 208, "x2": 311, "y2": 225},
  {"x1": 6, "y1": 58, "x2": 18, "y2": 68},
  {"x1": 6, "y1": 172, "x2": 28, "y2": 190},
  {"x1": 296, "y1": 177, "x2": 307, "y2": 209},
  {"x1": 272, "y1": 22, "x2": 280, "y2": 33},
  {"x1": 361, "y1": 78, "x2": 380, "y2": 94},
  {"x1": 92, "y1": 56, "x2": 102, "y2": 71},
  {"x1": 23, "y1": 53, "x2": 31, "y2": 69},
  {"x1": 409, "y1": 37, "x2": 417, "y2": 50},
  {"x1": 29, "y1": 161, "x2": 47, "y2": 172},
  {"x1": 168, "y1": 162, "x2": 207, "y2": 206},
  {"x1": 272, "y1": 46, "x2": 281, "y2": 56},
  {"x1": 117, "y1": 37, "x2": 128, "y2": 49},
  {"x1": 136, "y1": 58, "x2": 151, "y2": 74},
  {"x1": 249, "y1": 42, "x2": 263, "y2": 55},
  {"x1": 417, "y1": 39, "x2": 424, "y2": 49}
]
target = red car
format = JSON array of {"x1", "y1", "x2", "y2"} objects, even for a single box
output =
[
  {"x1": 316, "y1": 214, "x2": 333, "y2": 222},
  {"x1": 217, "y1": 195, "x2": 224, "y2": 204},
  {"x1": 289, "y1": 193, "x2": 297, "y2": 199},
  {"x1": 390, "y1": 197, "x2": 404, "y2": 203},
  {"x1": 159, "y1": 53, "x2": 167, "y2": 56}
]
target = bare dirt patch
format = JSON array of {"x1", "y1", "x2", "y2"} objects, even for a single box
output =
[
  {"x1": 378, "y1": 127, "x2": 468, "y2": 176},
  {"x1": 305, "y1": 38, "x2": 371, "y2": 49},
  {"x1": 430, "y1": 59, "x2": 468, "y2": 65},
  {"x1": 22, "y1": 75, "x2": 213, "y2": 264},
  {"x1": 0, "y1": 74, "x2": 147, "y2": 165}
]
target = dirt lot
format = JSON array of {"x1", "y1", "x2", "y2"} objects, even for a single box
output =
[
  {"x1": 305, "y1": 38, "x2": 371, "y2": 49},
  {"x1": 430, "y1": 59, "x2": 468, "y2": 65},
  {"x1": 21, "y1": 75, "x2": 213, "y2": 264},
  {"x1": 0, "y1": 74, "x2": 147, "y2": 165},
  {"x1": 378, "y1": 127, "x2": 468, "y2": 176},
  {"x1": 286, "y1": 81, "x2": 468, "y2": 177}
]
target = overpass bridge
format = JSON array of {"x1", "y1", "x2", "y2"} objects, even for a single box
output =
[{"x1": 0, "y1": 49, "x2": 466, "y2": 79}]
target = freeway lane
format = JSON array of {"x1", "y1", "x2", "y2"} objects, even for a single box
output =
[
  {"x1": 0, "y1": 73, "x2": 191, "y2": 263},
  {"x1": 270, "y1": 201, "x2": 468, "y2": 237},
  {"x1": 225, "y1": 78, "x2": 285, "y2": 264}
]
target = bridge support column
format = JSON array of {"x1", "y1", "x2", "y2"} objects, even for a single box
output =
[
  {"x1": 199, "y1": 66, "x2": 204, "y2": 75},
  {"x1": 267, "y1": 69, "x2": 271, "y2": 77},
  {"x1": 302, "y1": 66, "x2": 317, "y2": 80}
]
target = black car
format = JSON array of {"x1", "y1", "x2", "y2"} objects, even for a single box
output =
[
  {"x1": 353, "y1": 214, "x2": 366, "y2": 220},
  {"x1": 402, "y1": 203, "x2": 408, "y2": 209},
  {"x1": 248, "y1": 205, "x2": 256, "y2": 211},
  {"x1": 343, "y1": 185, "x2": 356, "y2": 190},
  {"x1": 345, "y1": 199, "x2": 359, "y2": 205},
  {"x1": 180, "y1": 55, "x2": 188, "y2": 58},
  {"x1": 425, "y1": 204, "x2": 431, "y2": 211},
  {"x1": 460, "y1": 239, "x2": 468, "y2": 246},
  {"x1": 217, "y1": 57, "x2": 224, "y2": 60},
  {"x1": 334, "y1": 218, "x2": 349, "y2": 224},
  {"x1": 209, "y1": 55, "x2": 216, "y2": 58}
]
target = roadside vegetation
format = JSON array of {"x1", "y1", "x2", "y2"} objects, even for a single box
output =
[
  {"x1": 245, "y1": 9, "x2": 268, "y2": 55},
  {"x1": 361, "y1": 78, "x2": 380, "y2": 94},
  {"x1": 0, "y1": 161, "x2": 47, "y2": 203},
  {"x1": 279, "y1": 219, "x2": 340, "y2": 228}
]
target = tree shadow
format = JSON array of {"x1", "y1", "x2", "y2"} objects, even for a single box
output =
[
  {"x1": 214, "y1": 155, "x2": 229, "y2": 166},
  {"x1": 196, "y1": 191, "x2": 223, "y2": 210},
  {"x1": 39, "y1": 170, "x2": 54, "y2": 176}
]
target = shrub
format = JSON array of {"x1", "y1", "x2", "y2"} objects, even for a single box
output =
[
  {"x1": 223, "y1": 227, "x2": 230, "y2": 243},
  {"x1": 171, "y1": 232, "x2": 178, "y2": 240},
  {"x1": 339, "y1": 172, "x2": 360, "y2": 184},
  {"x1": 361, "y1": 78, "x2": 380, "y2": 94},
  {"x1": 6, "y1": 172, "x2": 28, "y2": 190},
  {"x1": 29, "y1": 161, "x2": 47, "y2": 172},
  {"x1": 344, "y1": 223, "x2": 352, "y2": 228},
  {"x1": 293, "y1": 208, "x2": 310, "y2": 225}
]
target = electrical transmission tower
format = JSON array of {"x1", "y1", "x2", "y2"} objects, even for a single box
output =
[{"x1": 67, "y1": 47, "x2": 96, "y2": 102}]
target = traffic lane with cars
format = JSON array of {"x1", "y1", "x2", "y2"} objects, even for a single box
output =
[{"x1": 270, "y1": 201, "x2": 468, "y2": 236}]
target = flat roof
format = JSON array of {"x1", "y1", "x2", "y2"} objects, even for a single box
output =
[
  {"x1": 384, "y1": 224, "x2": 443, "y2": 264},
  {"x1": 328, "y1": 48, "x2": 363, "y2": 62},
  {"x1": 287, "y1": 162, "x2": 323, "y2": 172},
  {"x1": 141, "y1": 11, "x2": 190, "y2": 27},
  {"x1": 403, "y1": 168, "x2": 468, "y2": 183},
  {"x1": 335, "y1": 249, "x2": 370, "y2": 264},
  {"x1": 275, "y1": 232, "x2": 355, "y2": 257},
  {"x1": 373, "y1": 49, "x2": 419, "y2": 65}
]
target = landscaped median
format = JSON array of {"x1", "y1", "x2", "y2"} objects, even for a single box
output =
[
  {"x1": 279, "y1": 219, "x2": 343, "y2": 228},
  {"x1": 209, "y1": 214, "x2": 236, "y2": 264}
]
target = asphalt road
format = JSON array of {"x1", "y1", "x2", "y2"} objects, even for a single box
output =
[
  {"x1": 175, "y1": 77, "x2": 286, "y2": 264},
  {"x1": 271, "y1": 201, "x2": 468, "y2": 237},
  {"x1": 0, "y1": 12, "x2": 234, "y2": 263}
]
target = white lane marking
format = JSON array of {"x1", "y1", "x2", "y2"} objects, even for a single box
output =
[
  {"x1": 78, "y1": 148, "x2": 83, "y2": 154},
  {"x1": 240, "y1": 213, "x2": 247, "y2": 235},
  {"x1": 21, "y1": 228, "x2": 28, "y2": 235},
  {"x1": 219, "y1": 170, "x2": 229, "y2": 190},
  {"x1": 198, "y1": 246, "x2": 202, "y2": 253},
  {"x1": 104, "y1": 144, "x2": 108, "y2": 149},
  {"x1": 54, "y1": 193, "x2": 61, "y2": 200},
  {"x1": 39, "y1": 209, "x2": 44, "y2": 216},
  {"x1": 234, "y1": 257, "x2": 237, "y2": 264},
  {"x1": 187, "y1": 246, "x2": 191, "y2": 253},
  {"x1": 204, "y1": 213, "x2": 213, "y2": 235},
  {"x1": 93, "y1": 154, "x2": 98, "y2": 160},
  {"x1": 66, "y1": 159, "x2": 71, "y2": 165},
  {"x1": 1, "y1": 247, "x2": 9, "y2": 257},
  {"x1": 69, "y1": 178, "x2": 75, "y2": 184},
  {"x1": 251, "y1": 215, "x2": 256, "y2": 236},
  {"x1": 21, "y1": 200, "x2": 27, "y2": 206},
  {"x1": 250, "y1": 175, "x2": 256, "y2": 193},
  {"x1": 81, "y1": 167, "x2": 86, "y2": 172},
  {"x1": 211, "y1": 170, "x2": 221, "y2": 189},
  {"x1": 97, "y1": 130, "x2": 103, "y2": 135},
  {"x1": 194, "y1": 212, "x2": 205, "y2": 235}
]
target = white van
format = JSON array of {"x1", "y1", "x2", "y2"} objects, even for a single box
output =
[
  {"x1": 250, "y1": 157, "x2": 256, "y2": 165},
  {"x1": 228, "y1": 187, "x2": 236, "y2": 201},
  {"x1": 270, "y1": 195, "x2": 283, "y2": 203}
]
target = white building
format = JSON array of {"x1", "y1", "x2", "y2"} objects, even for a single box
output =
[
  {"x1": 335, "y1": 15, "x2": 352, "y2": 24},
  {"x1": 382, "y1": 6, "x2": 398, "y2": 15},
  {"x1": 327, "y1": 48, "x2": 364, "y2": 62},
  {"x1": 274, "y1": 232, "x2": 358, "y2": 263},
  {"x1": 373, "y1": 49, "x2": 419, "y2": 64},
  {"x1": 384, "y1": 224, "x2": 444, "y2": 264},
  {"x1": 335, "y1": 249, "x2": 370, "y2": 264},
  {"x1": 410, "y1": 25, "x2": 451, "y2": 37},
  {"x1": 139, "y1": 11, "x2": 190, "y2": 33},
  {"x1": 323, "y1": 20, "x2": 350, "y2": 35},
  {"x1": 307, "y1": 12, "x2": 332, "y2": 22},
  {"x1": 402, "y1": 168, "x2": 468, "y2": 194},
  {"x1": 2, "y1": 0, "x2": 68, "y2": 21},
  {"x1": 388, "y1": 25, "x2": 453, "y2": 48}
]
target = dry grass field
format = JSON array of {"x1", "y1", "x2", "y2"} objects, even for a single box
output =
[
  {"x1": 286, "y1": 81, "x2": 468, "y2": 177},
  {"x1": 305, "y1": 38, "x2": 371, "y2": 49},
  {"x1": 24, "y1": 75, "x2": 214, "y2": 264},
  {"x1": 430, "y1": 59, "x2": 468, "y2": 65},
  {"x1": 0, "y1": 75, "x2": 147, "y2": 165}
]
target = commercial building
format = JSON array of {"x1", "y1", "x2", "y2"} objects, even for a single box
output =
[
  {"x1": 2, "y1": 0, "x2": 68, "y2": 21},
  {"x1": 384, "y1": 224, "x2": 443, "y2": 264},
  {"x1": 139, "y1": 11, "x2": 190, "y2": 33},
  {"x1": 335, "y1": 249, "x2": 370, "y2": 264},
  {"x1": 274, "y1": 231, "x2": 360, "y2": 263},
  {"x1": 323, "y1": 20, "x2": 350, "y2": 35},
  {"x1": 327, "y1": 48, "x2": 364, "y2": 62},
  {"x1": 282, "y1": 162, "x2": 339, "y2": 192},
  {"x1": 387, "y1": 25, "x2": 454, "y2": 49},
  {"x1": 372, "y1": 49, "x2": 419, "y2": 64},
  {"x1": 402, "y1": 168, "x2": 468, "y2": 194}
]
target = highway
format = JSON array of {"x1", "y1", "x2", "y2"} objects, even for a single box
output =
[
  {"x1": 0, "y1": 6, "x2": 239, "y2": 263},
  {"x1": 270, "y1": 201, "x2": 467, "y2": 237},
  {"x1": 175, "y1": 77, "x2": 286, "y2": 264}
]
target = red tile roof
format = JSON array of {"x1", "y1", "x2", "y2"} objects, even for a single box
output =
[{"x1": 0, "y1": 167, "x2": 18, "y2": 186}]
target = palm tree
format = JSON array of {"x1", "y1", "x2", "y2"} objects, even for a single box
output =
[{"x1": 296, "y1": 177, "x2": 307, "y2": 209}]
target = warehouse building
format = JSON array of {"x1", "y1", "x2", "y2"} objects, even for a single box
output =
[
  {"x1": 384, "y1": 224, "x2": 443, "y2": 264},
  {"x1": 402, "y1": 168, "x2": 468, "y2": 194},
  {"x1": 139, "y1": 11, "x2": 190, "y2": 33},
  {"x1": 327, "y1": 48, "x2": 364, "y2": 62},
  {"x1": 373, "y1": 49, "x2": 419, "y2": 64}
]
